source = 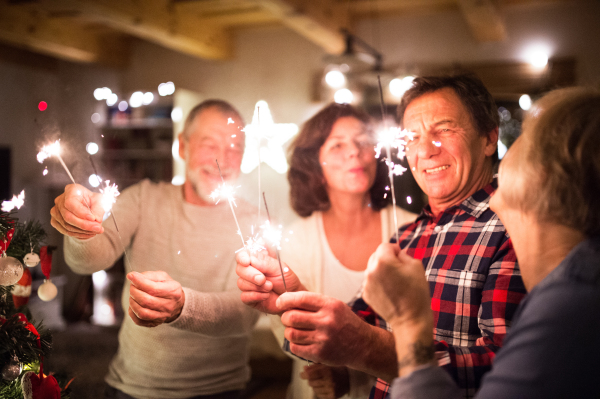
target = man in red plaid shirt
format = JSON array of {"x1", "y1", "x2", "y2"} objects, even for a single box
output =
[{"x1": 236, "y1": 74, "x2": 526, "y2": 399}]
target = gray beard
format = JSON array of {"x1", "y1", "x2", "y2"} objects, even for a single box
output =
[{"x1": 186, "y1": 168, "x2": 215, "y2": 203}]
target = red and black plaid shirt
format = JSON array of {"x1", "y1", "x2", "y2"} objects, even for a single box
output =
[{"x1": 351, "y1": 180, "x2": 527, "y2": 399}]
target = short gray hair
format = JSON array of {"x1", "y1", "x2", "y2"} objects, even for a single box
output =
[
  {"x1": 182, "y1": 99, "x2": 245, "y2": 139},
  {"x1": 512, "y1": 87, "x2": 600, "y2": 236}
]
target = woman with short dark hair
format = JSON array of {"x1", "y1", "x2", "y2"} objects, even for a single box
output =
[{"x1": 277, "y1": 103, "x2": 415, "y2": 399}]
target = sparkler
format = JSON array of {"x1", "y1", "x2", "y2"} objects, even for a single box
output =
[
  {"x1": 213, "y1": 160, "x2": 246, "y2": 249},
  {"x1": 37, "y1": 140, "x2": 76, "y2": 184},
  {"x1": 38, "y1": 140, "x2": 93, "y2": 214},
  {"x1": 1, "y1": 190, "x2": 25, "y2": 212},
  {"x1": 375, "y1": 76, "x2": 414, "y2": 241},
  {"x1": 262, "y1": 192, "x2": 287, "y2": 292},
  {"x1": 89, "y1": 156, "x2": 133, "y2": 271},
  {"x1": 257, "y1": 105, "x2": 262, "y2": 227}
]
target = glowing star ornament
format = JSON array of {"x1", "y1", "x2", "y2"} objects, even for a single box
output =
[
  {"x1": 241, "y1": 101, "x2": 298, "y2": 174},
  {"x1": 1, "y1": 190, "x2": 25, "y2": 212}
]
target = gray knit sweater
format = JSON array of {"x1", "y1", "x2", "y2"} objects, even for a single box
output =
[{"x1": 64, "y1": 179, "x2": 259, "y2": 398}]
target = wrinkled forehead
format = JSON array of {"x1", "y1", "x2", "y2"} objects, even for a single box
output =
[
  {"x1": 403, "y1": 88, "x2": 473, "y2": 129},
  {"x1": 188, "y1": 109, "x2": 245, "y2": 143}
]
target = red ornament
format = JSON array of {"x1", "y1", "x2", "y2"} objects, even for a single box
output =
[
  {"x1": 39, "y1": 246, "x2": 53, "y2": 279},
  {"x1": 0, "y1": 227, "x2": 15, "y2": 253},
  {"x1": 21, "y1": 371, "x2": 61, "y2": 399},
  {"x1": 12, "y1": 268, "x2": 32, "y2": 307}
]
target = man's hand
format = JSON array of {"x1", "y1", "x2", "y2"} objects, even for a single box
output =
[
  {"x1": 363, "y1": 243, "x2": 432, "y2": 326},
  {"x1": 300, "y1": 364, "x2": 349, "y2": 399},
  {"x1": 235, "y1": 249, "x2": 303, "y2": 314},
  {"x1": 363, "y1": 243, "x2": 436, "y2": 377},
  {"x1": 50, "y1": 184, "x2": 104, "y2": 239},
  {"x1": 276, "y1": 291, "x2": 372, "y2": 366},
  {"x1": 127, "y1": 271, "x2": 185, "y2": 328}
]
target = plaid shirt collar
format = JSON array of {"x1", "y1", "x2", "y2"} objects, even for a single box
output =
[{"x1": 415, "y1": 178, "x2": 497, "y2": 222}]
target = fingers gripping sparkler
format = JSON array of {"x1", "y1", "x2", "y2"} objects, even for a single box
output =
[{"x1": 261, "y1": 192, "x2": 287, "y2": 292}]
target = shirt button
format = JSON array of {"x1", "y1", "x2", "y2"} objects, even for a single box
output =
[{"x1": 434, "y1": 226, "x2": 442, "y2": 233}]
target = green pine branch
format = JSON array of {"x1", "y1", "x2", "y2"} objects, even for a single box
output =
[{"x1": 6, "y1": 220, "x2": 47, "y2": 263}]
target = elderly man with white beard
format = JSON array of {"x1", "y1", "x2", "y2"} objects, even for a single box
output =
[{"x1": 50, "y1": 100, "x2": 259, "y2": 399}]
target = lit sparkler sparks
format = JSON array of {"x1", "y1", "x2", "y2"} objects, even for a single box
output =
[
  {"x1": 214, "y1": 160, "x2": 246, "y2": 249},
  {"x1": 37, "y1": 140, "x2": 77, "y2": 184},
  {"x1": 99, "y1": 181, "x2": 120, "y2": 212},
  {"x1": 244, "y1": 234, "x2": 266, "y2": 254},
  {"x1": 260, "y1": 220, "x2": 283, "y2": 250},
  {"x1": 209, "y1": 183, "x2": 239, "y2": 206},
  {"x1": 2, "y1": 190, "x2": 25, "y2": 212},
  {"x1": 375, "y1": 76, "x2": 415, "y2": 242},
  {"x1": 88, "y1": 155, "x2": 133, "y2": 271},
  {"x1": 38, "y1": 139, "x2": 93, "y2": 214}
]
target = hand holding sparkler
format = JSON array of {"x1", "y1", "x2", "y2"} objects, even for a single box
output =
[
  {"x1": 126, "y1": 270, "x2": 185, "y2": 327},
  {"x1": 235, "y1": 249, "x2": 304, "y2": 314},
  {"x1": 50, "y1": 184, "x2": 105, "y2": 240}
]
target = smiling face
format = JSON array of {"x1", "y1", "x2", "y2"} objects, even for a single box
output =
[
  {"x1": 179, "y1": 107, "x2": 245, "y2": 205},
  {"x1": 403, "y1": 88, "x2": 498, "y2": 213},
  {"x1": 318, "y1": 116, "x2": 377, "y2": 199}
]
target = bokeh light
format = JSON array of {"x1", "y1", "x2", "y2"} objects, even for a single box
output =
[
  {"x1": 519, "y1": 94, "x2": 532, "y2": 111},
  {"x1": 334, "y1": 88, "x2": 353, "y2": 104},
  {"x1": 158, "y1": 82, "x2": 175, "y2": 96},
  {"x1": 143, "y1": 92, "x2": 154, "y2": 105},
  {"x1": 106, "y1": 93, "x2": 118, "y2": 106},
  {"x1": 389, "y1": 76, "x2": 415, "y2": 97},
  {"x1": 171, "y1": 107, "x2": 183, "y2": 122},
  {"x1": 38, "y1": 101, "x2": 47, "y2": 111},
  {"x1": 89, "y1": 174, "x2": 102, "y2": 188},
  {"x1": 91, "y1": 113, "x2": 101, "y2": 124},
  {"x1": 86, "y1": 142, "x2": 99, "y2": 155},
  {"x1": 325, "y1": 70, "x2": 346, "y2": 88},
  {"x1": 129, "y1": 91, "x2": 144, "y2": 108},
  {"x1": 118, "y1": 101, "x2": 128, "y2": 112}
]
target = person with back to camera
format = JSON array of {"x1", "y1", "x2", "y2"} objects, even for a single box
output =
[{"x1": 363, "y1": 87, "x2": 600, "y2": 399}]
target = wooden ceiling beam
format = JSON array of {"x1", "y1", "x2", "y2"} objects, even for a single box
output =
[
  {"x1": 257, "y1": 0, "x2": 349, "y2": 54},
  {"x1": 458, "y1": 0, "x2": 507, "y2": 42},
  {"x1": 0, "y1": 4, "x2": 127, "y2": 65},
  {"x1": 344, "y1": 0, "x2": 457, "y2": 16},
  {"x1": 35, "y1": 0, "x2": 233, "y2": 60}
]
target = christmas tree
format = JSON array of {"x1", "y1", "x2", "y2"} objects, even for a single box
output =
[{"x1": 0, "y1": 208, "x2": 72, "y2": 398}]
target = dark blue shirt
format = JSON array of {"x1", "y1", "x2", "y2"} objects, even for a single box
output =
[{"x1": 391, "y1": 236, "x2": 600, "y2": 399}]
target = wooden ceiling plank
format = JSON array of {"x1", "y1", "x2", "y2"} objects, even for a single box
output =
[
  {"x1": 344, "y1": 0, "x2": 457, "y2": 15},
  {"x1": 458, "y1": 0, "x2": 507, "y2": 42},
  {"x1": 257, "y1": 0, "x2": 349, "y2": 54},
  {"x1": 0, "y1": 4, "x2": 124, "y2": 64},
  {"x1": 33, "y1": 0, "x2": 233, "y2": 60}
]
